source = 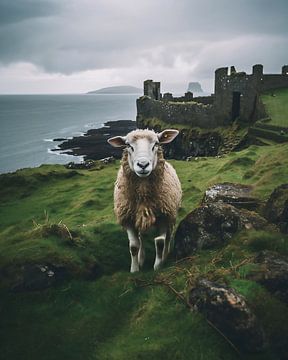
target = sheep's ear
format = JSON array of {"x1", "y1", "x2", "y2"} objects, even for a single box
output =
[
  {"x1": 107, "y1": 136, "x2": 126, "y2": 148},
  {"x1": 158, "y1": 129, "x2": 179, "y2": 144}
]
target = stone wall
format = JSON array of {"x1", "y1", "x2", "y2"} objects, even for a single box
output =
[
  {"x1": 260, "y1": 75, "x2": 288, "y2": 92},
  {"x1": 214, "y1": 65, "x2": 288, "y2": 125},
  {"x1": 136, "y1": 96, "x2": 217, "y2": 129},
  {"x1": 162, "y1": 92, "x2": 214, "y2": 105},
  {"x1": 193, "y1": 96, "x2": 214, "y2": 105},
  {"x1": 162, "y1": 92, "x2": 194, "y2": 102}
]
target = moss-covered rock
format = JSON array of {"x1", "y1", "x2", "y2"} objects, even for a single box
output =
[
  {"x1": 202, "y1": 182, "x2": 261, "y2": 210},
  {"x1": 264, "y1": 184, "x2": 288, "y2": 233},
  {"x1": 247, "y1": 251, "x2": 288, "y2": 303},
  {"x1": 189, "y1": 278, "x2": 266, "y2": 352},
  {"x1": 174, "y1": 202, "x2": 271, "y2": 259}
]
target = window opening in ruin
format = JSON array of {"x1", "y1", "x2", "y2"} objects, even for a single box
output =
[{"x1": 232, "y1": 91, "x2": 241, "y2": 120}]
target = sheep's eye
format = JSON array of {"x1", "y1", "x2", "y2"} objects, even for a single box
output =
[
  {"x1": 127, "y1": 143, "x2": 134, "y2": 152},
  {"x1": 152, "y1": 143, "x2": 159, "y2": 151}
]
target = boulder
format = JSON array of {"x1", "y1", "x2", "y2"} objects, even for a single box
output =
[
  {"x1": 202, "y1": 182, "x2": 261, "y2": 210},
  {"x1": 247, "y1": 251, "x2": 288, "y2": 303},
  {"x1": 189, "y1": 279, "x2": 266, "y2": 352},
  {"x1": 174, "y1": 202, "x2": 269, "y2": 259},
  {"x1": 264, "y1": 184, "x2": 288, "y2": 233}
]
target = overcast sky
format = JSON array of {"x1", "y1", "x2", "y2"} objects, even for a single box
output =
[{"x1": 0, "y1": 0, "x2": 287, "y2": 94}]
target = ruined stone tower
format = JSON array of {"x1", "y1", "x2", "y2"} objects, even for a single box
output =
[
  {"x1": 214, "y1": 64, "x2": 288, "y2": 124},
  {"x1": 144, "y1": 80, "x2": 161, "y2": 100}
]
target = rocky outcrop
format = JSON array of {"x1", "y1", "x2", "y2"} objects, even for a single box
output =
[
  {"x1": 264, "y1": 184, "x2": 288, "y2": 233},
  {"x1": 137, "y1": 120, "x2": 224, "y2": 159},
  {"x1": 65, "y1": 157, "x2": 115, "y2": 170},
  {"x1": 247, "y1": 251, "x2": 288, "y2": 303},
  {"x1": 202, "y1": 183, "x2": 261, "y2": 210},
  {"x1": 55, "y1": 120, "x2": 136, "y2": 160},
  {"x1": 163, "y1": 129, "x2": 222, "y2": 159},
  {"x1": 189, "y1": 279, "x2": 266, "y2": 352},
  {"x1": 173, "y1": 182, "x2": 281, "y2": 258},
  {"x1": 66, "y1": 160, "x2": 96, "y2": 169},
  {"x1": 174, "y1": 202, "x2": 269, "y2": 259},
  {"x1": 137, "y1": 114, "x2": 250, "y2": 159}
]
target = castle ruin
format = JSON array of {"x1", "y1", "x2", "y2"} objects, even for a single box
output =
[{"x1": 137, "y1": 65, "x2": 288, "y2": 129}]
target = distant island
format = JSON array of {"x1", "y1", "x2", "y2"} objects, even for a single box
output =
[
  {"x1": 187, "y1": 82, "x2": 203, "y2": 93},
  {"x1": 87, "y1": 85, "x2": 142, "y2": 95}
]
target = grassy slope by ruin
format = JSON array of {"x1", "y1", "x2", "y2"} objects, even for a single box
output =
[
  {"x1": 1, "y1": 141, "x2": 288, "y2": 360},
  {"x1": 261, "y1": 88, "x2": 288, "y2": 127}
]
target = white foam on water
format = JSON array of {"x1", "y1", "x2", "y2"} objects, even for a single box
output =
[{"x1": 47, "y1": 148, "x2": 84, "y2": 161}]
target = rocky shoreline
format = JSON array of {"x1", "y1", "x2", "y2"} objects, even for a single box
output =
[
  {"x1": 52, "y1": 120, "x2": 136, "y2": 160},
  {"x1": 53, "y1": 119, "x2": 239, "y2": 162}
]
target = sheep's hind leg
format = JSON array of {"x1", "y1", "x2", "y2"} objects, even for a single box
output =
[
  {"x1": 138, "y1": 233, "x2": 145, "y2": 268},
  {"x1": 154, "y1": 235, "x2": 165, "y2": 270},
  {"x1": 154, "y1": 223, "x2": 170, "y2": 270},
  {"x1": 127, "y1": 227, "x2": 140, "y2": 273}
]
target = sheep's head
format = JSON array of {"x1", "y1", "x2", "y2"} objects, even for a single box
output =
[{"x1": 108, "y1": 129, "x2": 179, "y2": 177}]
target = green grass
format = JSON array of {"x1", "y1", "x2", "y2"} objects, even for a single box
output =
[
  {"x1": 1, "y1": 142, "x2": 288, "y2": 359},
  {"x1": 261, "y1": 88, "x2": 288, "y2": 127},
  {"x1": 173, "y1": 142, "x2": 288, "y2": 207}
]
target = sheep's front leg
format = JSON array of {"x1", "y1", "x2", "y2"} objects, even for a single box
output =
[
  {"x1": 154, "y1": 223, "x2": 171, "y2": 270},
  {"x1": 127, "y1": 227, "x2": 140, "y2": 273}
]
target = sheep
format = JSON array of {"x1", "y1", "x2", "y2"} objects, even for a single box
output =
[{"x1": 108, "y1": 128, "x2": 182, "y2": 272}]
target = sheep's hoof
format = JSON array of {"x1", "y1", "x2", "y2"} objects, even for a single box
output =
[
  {"x1": 130, "y1": 266, "x2": 140, "y2": 273},
  {"x1": 153, "y1": 260, "x2": 163, "y2": 271}
]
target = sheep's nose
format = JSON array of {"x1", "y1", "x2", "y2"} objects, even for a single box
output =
[{"x1": 137, "y1": 160, "x2": 149, "y2": 169}]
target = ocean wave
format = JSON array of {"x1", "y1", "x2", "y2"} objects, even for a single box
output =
[
  {"x1": 43, "y1": 138, "x2": 54, "y2": 142},
  {"x1": 84, "y1": 123, "x2": 94, "y2": 128},
  {"x1": 47, "y1": 148, "x2": 60, "y2": 155},
  {"x1": 74, "y1": 132, "x2": 85, "y2": 137},
  {"x1": 47, "y1": 148, "x2": 84, "y2": 161}
]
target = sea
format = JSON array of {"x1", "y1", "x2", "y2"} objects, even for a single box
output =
[{"x1": 0, "y1": 94, "x2": 139, "y2": 174}]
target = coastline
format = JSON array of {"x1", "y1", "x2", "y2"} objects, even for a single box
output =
[{"x1": 52, "y1": 120, "x2": 136, "y2": 160}]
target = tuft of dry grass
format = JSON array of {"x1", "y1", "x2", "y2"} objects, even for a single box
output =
[{"x1": 32, "y1": 210, "x2": 78, "y2": 245}]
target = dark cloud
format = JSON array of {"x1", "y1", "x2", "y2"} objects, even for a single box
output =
[
  {"x1": 0, "y1": 0, "x2": 287, "y2": 91},
  {"x1": 178, "y1": 0, "x2": 288, "y2": 36},
  {"x1": 0, "y1": 0, "x2": 60, "y2": 25}
]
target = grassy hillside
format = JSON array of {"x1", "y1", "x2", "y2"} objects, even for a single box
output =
[
  {"x1": 261, "y1": 88, "x2": 288, "y2": 127},
  {"x1": 1, "y1": 142, "x2": 288, "y2": 359}
]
